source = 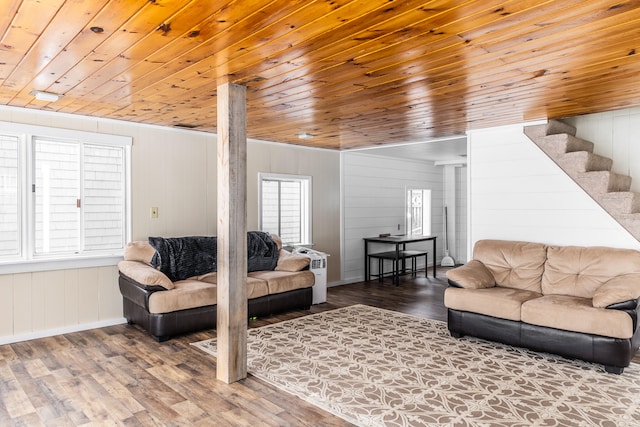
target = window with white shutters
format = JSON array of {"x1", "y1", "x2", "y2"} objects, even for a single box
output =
[
  {"x1": 259, "y1": 173, "x2": 311, "y2": 245},
  {"x1": 0, "y1": 122, "x2": 130, "y2": 266}
]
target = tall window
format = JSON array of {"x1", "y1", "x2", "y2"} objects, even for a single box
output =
[
  {"x1": 0, "y1": 122, "x2": 130, "y2": 265},
  {"x1": 406, "y1": 189, "x2": 431, "y2": 236},
  {"x1": 259, "y1": 173, "x2": 311, "y2": 245}
]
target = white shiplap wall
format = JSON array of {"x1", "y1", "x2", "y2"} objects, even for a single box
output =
[
  {"x1": 342, "y1": 152, "x2": 444, "y2": 283},
  {"x1": 467, "y1": 122, "x2": 640, "y2": 257},
  {"x1": 565, "y1": 107, "x2": 640, "y2": 193}
]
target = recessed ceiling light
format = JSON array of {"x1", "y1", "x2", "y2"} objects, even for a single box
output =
[
  {"x1": 30, "y1": 90, "x2": 63, "y2": 102},
  {"x1": 297, "y1": 132, "x2": 314, "y2": 140}
]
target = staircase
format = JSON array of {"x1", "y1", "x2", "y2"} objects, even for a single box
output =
[{"x1": 524, "y1": 120, "x2": 640, "y2": 241}]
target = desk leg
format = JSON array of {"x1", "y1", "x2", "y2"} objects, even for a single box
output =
[
  {"x1": 432, "y1": 238, "x2": 437, "y2": 277},
  {"x1": 394, "y1": 243, "x2": 400, "y2": 286},
  {"x1": 364, "y1": 241, "x2": 369, "y2": 281}
]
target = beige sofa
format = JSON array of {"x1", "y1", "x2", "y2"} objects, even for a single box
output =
[
  {"x1": 445, "y1": 239, "x2": 640, "y2": 374},
  {"x1": 118, "y1": 234, "x2": 314, "y2": 341}
]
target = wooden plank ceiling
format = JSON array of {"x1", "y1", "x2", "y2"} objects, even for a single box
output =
[{"x1": 1, "y1": 0, "x2": 640, "y2": 150}]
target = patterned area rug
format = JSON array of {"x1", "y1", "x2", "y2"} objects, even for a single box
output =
[{"x1": 192, "y1": 304, "x2": 640, "y2": 426}]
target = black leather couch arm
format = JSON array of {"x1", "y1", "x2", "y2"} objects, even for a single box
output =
[
  {"x1": 606, "y1": 297, "x2": 640, "y2": 332},
  {"x1": 118, "y1": 272, "x2": 167, "y2": 311}
]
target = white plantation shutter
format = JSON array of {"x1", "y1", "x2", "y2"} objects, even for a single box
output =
[
  {"x1": 82, "y1": 144, "x2": 125, "y2": 251},
  {"x1": 0, "y1": 135, "x2": 20, "y2": 256},
  {"x1": 34, "y1": 139, "x2": 81, "y2": 254},
  {"x1": 259, "y1": 174, "x2": 311, "y2": 245}
]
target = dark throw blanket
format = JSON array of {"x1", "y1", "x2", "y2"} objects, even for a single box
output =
[{"x1": 149, "y1": 231, "x2": 278, "y2": 282}]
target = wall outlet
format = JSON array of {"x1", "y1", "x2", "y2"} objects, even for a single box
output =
[{"x1": 150, "y1": 207, "x2": 159, "y2": 218}]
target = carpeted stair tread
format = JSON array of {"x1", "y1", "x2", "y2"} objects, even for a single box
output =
[
  {"x1": 524, "y1": 120, "x2": 576, "y2": 139},
  {"x1": 601, "y1": 192, "x2": 640, "y2": 214},
  {"x1": 576, "y1": 170, "x2": 632, "y2": 194},
  {"x1": 546, "y1": 119, "x2": 576, "y2": 136},
  {"x1": 558, "y1": 151, "x2": 612, "y2": 173},
  {"x1": 541, "y1": 133, "x2": 594, "y2": 154}
]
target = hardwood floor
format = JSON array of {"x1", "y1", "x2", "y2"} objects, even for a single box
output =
[
  {"x1": 0, "y1": 269, "x2": 448, "y2": 426},
  {"x1": 0, "y1": 268, "x2": 636, "y2": 425}
]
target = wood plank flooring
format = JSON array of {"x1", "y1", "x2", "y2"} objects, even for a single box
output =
[{"x1": 0, "y1": 268, "x2": 636, "y2": 426}]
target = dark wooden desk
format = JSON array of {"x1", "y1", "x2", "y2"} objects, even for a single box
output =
[{"x1": 364, "y1": 235, "x2": 437, "y2": 283}]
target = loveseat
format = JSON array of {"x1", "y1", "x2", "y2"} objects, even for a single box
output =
[
  {"x1": 445, "y1": 239, "x2": 640, "y2": 374},
  {"x1": 118, "y1": 232, "x2": 314, "y2": 341}
]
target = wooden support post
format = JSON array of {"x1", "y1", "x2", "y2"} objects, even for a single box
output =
[{"x1": 216, "y1": 82, "x2": 248, "y2": 384}]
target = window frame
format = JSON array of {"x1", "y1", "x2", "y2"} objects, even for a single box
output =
[
  {"x1": 0, "y1": 121, "x2": 131, "y2": 274},
  {"x1": 258, "y1": 172, "x2": 312, "y2": 246},
  {"x1": 406, "y1": 188, "x2": 432, "y2": 236}
]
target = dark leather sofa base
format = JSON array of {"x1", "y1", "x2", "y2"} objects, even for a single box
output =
[
  {"x1": 448, "y1": 309, "x2": 637, "y2": 374},
  {"x1": 119, "y1": 273, "x2": 312, "y2": 341}
]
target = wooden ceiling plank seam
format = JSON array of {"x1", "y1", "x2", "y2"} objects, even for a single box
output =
[{"x1": 0, "y1": 0, "x2": 22, "y2": 48}]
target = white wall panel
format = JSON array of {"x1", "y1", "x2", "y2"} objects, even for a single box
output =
[
  {"x1": 77, "y1": 268, "x2": 100, "y2": 324},
  {"x1": 12, "y1": 273, "x2": 32, "y2": 335},
  {"x1": 0, "y1": 275, "x2": 13, "y2": 336},
  {"x1": 468, "y1": 123, "x2": 640, "y2": 253},
  {"x1": 64, "y1": 269, "x2": 79, "y2": 325}
]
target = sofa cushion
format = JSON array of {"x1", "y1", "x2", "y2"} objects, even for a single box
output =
[
  {"x1": 592, "y1": 274, "x2": 640, "y2": 308},
  {"x1": 124, "y1": 241, "x2": 156, "y2": 264},
  {"x1": 275, "y1": 249, "x2": 311, "y2": 272},
  {"x1": 117, "y1": 260, "x2": 174, "y2": 290},
  {"x1": 521, "y1": 295, "x2": 633, "y2": 339},
  {"x1": 270, "y1": 234, "x2": 283, "y2": 250},
  {"x1": 197, "y1": 273, "x2": 269, "y2": 299},
  {"x1": 473, "y1": 240, "x2": 547, "y2": 293},
  {"x1": 444, "y1": 287, "x2": 542, "y2": 321},
  {"x1": 542, "y1": 245, "x2": 640, "y2": 299},
  {"x1": 148, "y1": 279, "x2": 216, "y2": 314},
  {"x1": 446, "y1": 260, "x2": 495, "y2": 289},
  {"x1": 248, "y1": 270, "x2": 314, "y2": 294}
]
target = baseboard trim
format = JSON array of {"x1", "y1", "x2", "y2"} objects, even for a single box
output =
[{"x1": 0, "y1": 317, "x2": 128, "y2": 346}]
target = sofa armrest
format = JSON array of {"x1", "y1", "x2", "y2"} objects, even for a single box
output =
[
  {"x1": 118, "y1": 260, "x2": 174, "y2": 290},
  {"x1": 445, "y1": 260, "x2": 495, "y2": 289},
  {"x1": 592, "y1": 274, "x2": 640, "y2": 308}
]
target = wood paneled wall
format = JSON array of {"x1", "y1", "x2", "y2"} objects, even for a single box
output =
[{"x1": 0, "y1": 266, "x2": 121, "y2": 344}]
